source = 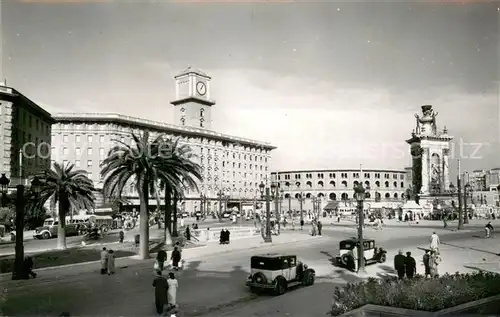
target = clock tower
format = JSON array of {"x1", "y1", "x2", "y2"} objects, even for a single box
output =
[{"x1": 171, "y1": 66, "x2": 216, "y2": 129}]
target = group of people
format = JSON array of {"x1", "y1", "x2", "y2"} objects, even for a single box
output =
[
  {"x1": 152, "y1": 243, "x2": 183, "y2": 314},
  {"x1": 219, "y1": 228, "x2": 231, "y2": 244},
  {"x1": 99, "y1": 247, "x2": 116, "y2": 275},
  {"x1": 310, "y1": 219, "x2": 322, "y2": 236}
]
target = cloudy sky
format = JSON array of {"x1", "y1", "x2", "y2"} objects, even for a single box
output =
[{"x1": 1, "y1": 1, "x2": 499, "y2": 176}]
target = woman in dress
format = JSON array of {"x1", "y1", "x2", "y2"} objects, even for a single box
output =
[{"x1": 167, "y1": 272, "x2": 178, "y2": 309}]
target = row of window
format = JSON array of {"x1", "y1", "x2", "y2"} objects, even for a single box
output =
[
  {"x1": 62, "y1": 134, "x2": 106, "y2": 144},
  {"x1": 282, "y1": 180, "x2": 405, "y2": 189},
  {"x1": 58, "y1": 147, "x2": 106, "y2": 157},
  {"x1": 283, "y1": 192, "x2": 403, "y2": 200},
  {"x1": 280, "y1": 172, "x2": 405, "y2": 181},
  {"x1": 219, "y1": 160, "x2": 267, "y2": 171}
]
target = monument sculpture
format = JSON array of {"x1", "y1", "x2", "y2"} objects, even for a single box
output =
[{"x1": 406, "y1": 105, "x2": 453, "y2": 206}]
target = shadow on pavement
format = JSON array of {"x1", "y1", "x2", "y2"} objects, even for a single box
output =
[
  {"x1": 3, "y1": 258, "x2": 258, "y2": 317},
  {"x1": 441, "y1": 242, "x2": 500, "y2": 257}
]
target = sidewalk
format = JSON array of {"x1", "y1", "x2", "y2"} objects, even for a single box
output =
[{"x1": 0, "y1": 231, "x2": 321, "y2": 283}]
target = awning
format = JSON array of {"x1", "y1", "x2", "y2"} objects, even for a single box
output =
[{"x1": 323, "y1": 201, "x2": 339, "y2": 211}]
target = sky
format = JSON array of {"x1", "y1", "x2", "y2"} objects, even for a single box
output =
[{"x1": 1, "y1": 1, "x2": 499, "y2": 177}]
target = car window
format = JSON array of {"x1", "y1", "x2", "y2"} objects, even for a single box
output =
[
  {"x1": 289, "y1": 257, "x2": 296, "y2": 267},
  {"x1": 53, "y1": 221, "x2": 59, "y2": 225}
]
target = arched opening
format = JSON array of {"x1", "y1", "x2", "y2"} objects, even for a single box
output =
[
  {"x1": 353, "y1": 181, "x2": 359, "y2": 188},
  {"x1": 401, "y1": 182, "x2": 404, "y2": 188},
  {"x1": 318, "y1": 193, "x2": 324, "y2": 198},
  {"x1": 375, "y1": 181, "x2": 380, "y2": 188},
  {"x1": 341, "y1": 193, "x2": 348, "y2": 200},
  {"x1": 364, "y1": 181, "x2": 370, "y2": 188},
  {"x1": 342, "y1": 181, "x2": 348, "y2": 188},
  {"x1": 129, "y1": 183, "x2": 135, "y2": 193},
  {"x1": 318, "y1": 181, "x2": 324, "y2": 188},
  {"x1": 393, "y1": 181, "x2": 397, "y2": 188},
  {"x1": 394, "y1": 193, "x2": 398, "y2": 199},
  {"x1": 330, "y1": 180, "x2": 336, "y2": 187},
  {"x1": 401, "y1": 193, "x2": 405, "y2": 199},
  {"x1": 365, "y1": 192, "x2": 371, "y2": 198},
  {"x1": 385, "y1": 193, "x2": 390, "y2": 199},
  {"x1": 285, "y1": 182, "x2": 290, "y2": 187},
  {"x1": 284, "y1": 193, "x2": 290, "y2": 199},
  {"x1": 329, "y1": 193, "x2": 337, "y2": 200},
  {"x1": 306, "y1": 181, "x2": 312, "y2": 188},
  {"x1": 384, "y1": 181, "x2": 389, "y2": 188},
  {"x1": 375, "y1": 192, "x2": 381, "y2": 200},
  {"x1": 306, "y1": 193, "x2": 312, "y2": 198},
  {"x1": 295, "y1": 193, "x2": 301, "y2": 199},
  {"x1": 296, "y1": 182, "x2": 301, "y2": 188}
]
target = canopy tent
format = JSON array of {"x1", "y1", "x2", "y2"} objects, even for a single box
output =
[
  {"x1": 323, "y1": 201, "x2": 339, "y2": 211},
  {"x1": 402, "y1": 200, "x2": 423, "y2": 212}
]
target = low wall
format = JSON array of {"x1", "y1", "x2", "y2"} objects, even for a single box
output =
[
  {"x1": 192, "y1": 227, "x2": 260, "y2": 243},
  {"x1": 339, "y1": 294, "x2": 500, "y2": 317}
]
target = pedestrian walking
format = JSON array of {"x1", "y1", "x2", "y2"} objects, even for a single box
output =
[
  {"x1": 23, "y1": 256, "x2": 37, "y2": 279},
  {"x1": 119, "y1": 230, "x2": 124, "y2": 243},
  {"x1": 415, "y1": 213, "x2": 420, "y2": 224},
  {"x1": 185, "y1": 226, "x2": 191, "y2": 241},
  {"x1": 171, "y1": 246, "x2": 181, "y2": 271},
  {"x1": 155, "y1": 250, "x2": 167, "y2": 273},
  {"x1": 422, "y1": 250, "x2": 431, "y2": 278},
  {"x1": 430, "y1": 232, "x2": 440, "y2": 253},
  {"x1": 394, "y1": 250, "x2": 406, "y2": 279},
  {"x1": 152, "y1": 271, "x2": 168, "y2": 314},
  {"x1": 317, "y1": 221, "x2": 322, "y2": 236},
  {"x1": 404, "y1": 252, "x2": 416, "y2": 279},
  {"x1": 100, "y1": 247, "x2": 108, "y2": 274},
  {"x1": 300, "y1": 219, "x2": 304, "y2": 230},
  {"x1": 107, "y1": 249, "x2": 116, "y2": 275},
  {"x1": 167, "y1": 272, "x2": 178, "y2": 309}
]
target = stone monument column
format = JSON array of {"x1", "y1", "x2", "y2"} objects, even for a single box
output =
[
  {"x1": 443, "y1": 148, "x2": 450, "y2": 192},
  {"x1": 421, "y1": 148, "x2": 430, "y2": 195}
]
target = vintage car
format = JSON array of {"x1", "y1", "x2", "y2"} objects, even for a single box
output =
[
  {"x1": 334, "y1": 238, "x2": 387, "y2": 271},
  {"x1": 34, "y1": 218, "x2": 83, "y2": 239},
  {"x1": 246, "y1": 253, "x2": 315, "y2": 295}
]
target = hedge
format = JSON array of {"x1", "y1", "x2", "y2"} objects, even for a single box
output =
[{"x1": 331, "y1": 272, "x2": 500, "y2": 316}]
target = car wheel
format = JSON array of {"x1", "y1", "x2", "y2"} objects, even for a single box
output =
[
  {"x1": 101, "y1": 225, "x2": 109, "y2": 233},
  {"x1": 253, "y1": 272, "x2": 267, "y2": 285},
  {"x1": 379, "y1": 253, "x2": 386, "y2": 263},
  {"x1": 303, "y1": 270, "x2": 315, "y2": 286},
  {"x1": 42, "y1": 232, "x2": 50, "y2": 239},
  {"x1": 274, "y1": 277, "x2": 287, "y2": 295}
]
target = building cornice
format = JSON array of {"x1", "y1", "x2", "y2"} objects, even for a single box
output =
[
  {"x1": 53, "y1": 112, "x2": 276, "y2": 150},
  {"x1": 406, "y1": 134, "x2": 454, "y2": 144},
  {"x1": 271, "y1": 169, "x2": 406, "y2": 174},
  {"x1": 0, "y1": 86, "x2": 55, "y2": 123},
  {"x1": 170, "y1": 97, "x2": 216, "y2": 107}
]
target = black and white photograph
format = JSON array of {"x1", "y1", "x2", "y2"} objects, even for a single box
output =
[{"x1": 0, "y1": 1, "x2": 499, "y2": 316}]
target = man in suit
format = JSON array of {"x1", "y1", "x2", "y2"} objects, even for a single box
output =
[
  {"x1": 153, "y1": 271, "x2": 168, "y2": 314},
  {"x1": 405, "y1": 251, "x2": 417, "y2": 279},
  {"x1": 394, "y1": 250, "x2": 406, "y2": 279}
]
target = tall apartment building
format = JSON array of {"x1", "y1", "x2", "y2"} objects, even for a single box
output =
[
  {"x1": 51, "y1": 67, "x2": 276, "y2": 210},
  {"x1": 0, "y1": 84, "x2": 54, "y2": 185}
]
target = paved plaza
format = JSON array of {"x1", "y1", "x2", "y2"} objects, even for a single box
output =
[{"x1": 2, "y1": 224, "x2": 497, "y2": 316}]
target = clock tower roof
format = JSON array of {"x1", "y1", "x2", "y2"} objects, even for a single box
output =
[{"x1": 174, "y1": 66, "x2": 211, "y2": 80}]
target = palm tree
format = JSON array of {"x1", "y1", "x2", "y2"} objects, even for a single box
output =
[
  {"x1": 155, "y1": 138, "x2": 203, "y2": 242},
  {"x1": 36, "y1": 162, "x2": 95, "y2": 249},
  {"x1": 101, "y1": 131, "x2": 164, "y2": 259}
]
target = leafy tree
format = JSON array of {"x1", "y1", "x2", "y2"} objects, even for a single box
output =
[{"x1": 36, "y1": 162, "x2": 96, "y2": 249}]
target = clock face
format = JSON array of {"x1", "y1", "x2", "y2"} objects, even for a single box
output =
[{"x1": 196, "y1": 81, "x2": 207, "y2": 96}]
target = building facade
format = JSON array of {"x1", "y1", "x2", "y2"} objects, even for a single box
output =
[
  {"x1": 0, "y1": 84, "x2": 54, "y2": 185},
  {"x1": 51, "y1": 68, "x2": 276, "y2": 211},
  {"x1": 271, "y1": 169, "x2": 407, "y2": 211}
]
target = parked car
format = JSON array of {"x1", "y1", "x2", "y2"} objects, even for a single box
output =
[
  {"x1": 33, "y1": 218, "x2": 84, "y2": 239},
  {"x1": 246, "y1": 253, "x2": 315, "y2": 295},
  {"x1": 334, "y1": 238, "x2": 387, "y2": 271}
]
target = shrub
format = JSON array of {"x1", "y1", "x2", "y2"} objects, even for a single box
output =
[{"x1": 330, "y1": 272, "x2": 500, "y2": 316}]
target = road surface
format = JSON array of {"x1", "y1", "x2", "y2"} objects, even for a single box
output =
[{"x1": 2, "y1": 226, "x2": 486, "y2": 317}]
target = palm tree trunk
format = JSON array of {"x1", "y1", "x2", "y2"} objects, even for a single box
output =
[
  {"x1": 172, "y1": 195, "x2": 178, "y2": 237},
  {"x1": 57, "y1": 194, "x2": 68, "y2": 250},
  {"x1": 138, "y1": 180, "x2": 150, "y2": 260},
  {"x1": 164, "y1": 187, "x2": 173, "y2": 245}
]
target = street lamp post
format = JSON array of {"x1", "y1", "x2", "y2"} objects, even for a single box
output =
[
  {"x1": 464, "y1": 183, "x2": 471, "y2": 224},
  {"x1": 288, "y1": 193, "x2": 291, "y2": 215},
  {"x1": 259, "y1": 182, "x2": 274, "y2": 243},
  {"x1": 354, "y1": 183, "x2": 368, "y2": 274}
]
